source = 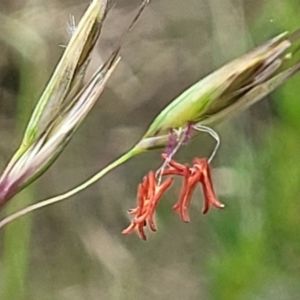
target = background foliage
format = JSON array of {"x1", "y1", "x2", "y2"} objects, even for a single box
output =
[{"x1": 0, "y1": 0, "x2": 299, "y2": 299}]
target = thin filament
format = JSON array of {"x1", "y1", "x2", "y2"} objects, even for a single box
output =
[{"x1": 192, "y1": 124, "x2": 220, "y2": 163}]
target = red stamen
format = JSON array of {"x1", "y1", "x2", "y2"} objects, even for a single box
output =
[
  {"x1": 122, "y1": 173, "x2": 173, "y2": 240},
  {"x1": 123, "y1": 154, "x2": 224, "y2": 240}
]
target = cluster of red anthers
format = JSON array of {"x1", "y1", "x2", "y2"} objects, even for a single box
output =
[{"x1": 122, "y1": 154, "x2": 224, "y2": 240}]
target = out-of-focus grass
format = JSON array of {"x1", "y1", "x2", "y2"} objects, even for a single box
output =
[
  {"x1": 0, "y1": 24, "x2": 47, "y2": 299},
  {"x1": 207, "y1": 0, "x2": 300, "y2": 299}
]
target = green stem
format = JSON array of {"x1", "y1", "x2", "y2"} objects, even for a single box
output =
[
  {"x1": 0, "y1": 146, "x2": 142, "y2": 229},
  {"x1": 1, "y1": 189, "x2": 34, "y2": 300}
]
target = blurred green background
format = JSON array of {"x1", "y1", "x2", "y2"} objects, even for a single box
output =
[{"x1": 0, "y1": 0, "x2": 300, "y2": 299}]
